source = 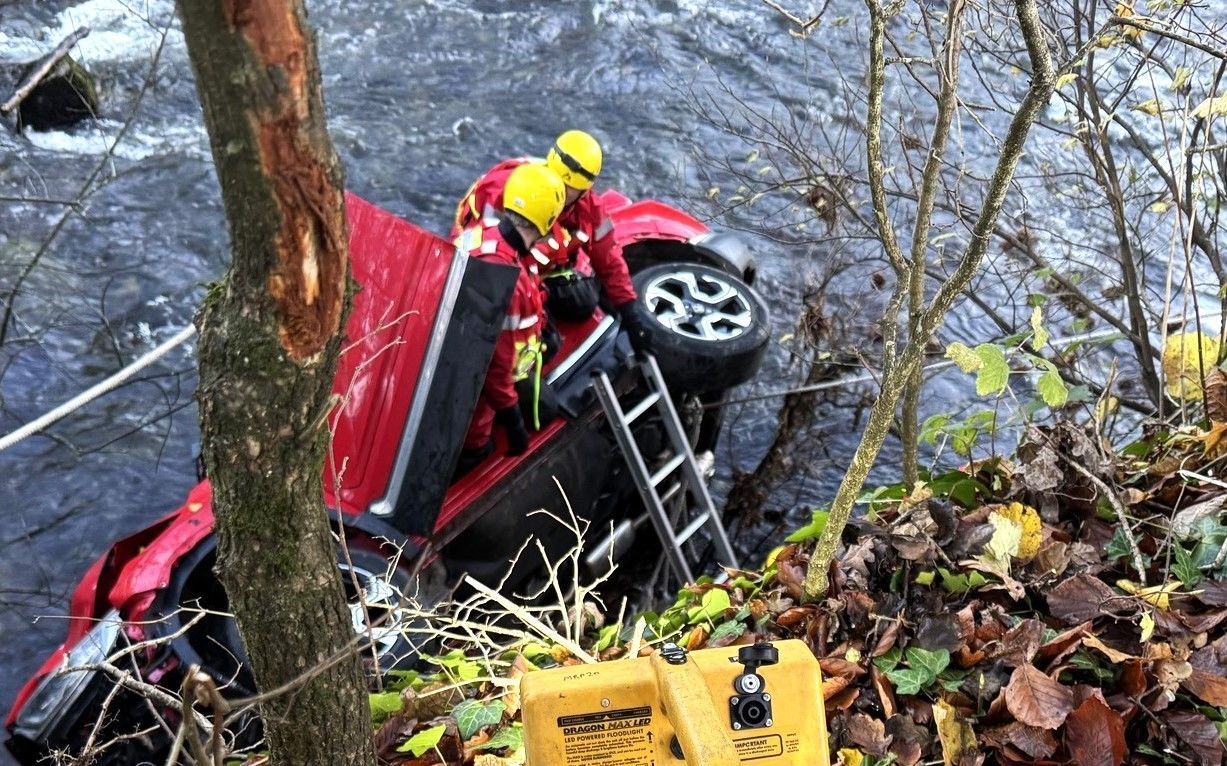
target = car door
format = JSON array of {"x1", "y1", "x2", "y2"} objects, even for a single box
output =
[{"x1": 328, "y1": 193, "x2": 518, "y2": 536}]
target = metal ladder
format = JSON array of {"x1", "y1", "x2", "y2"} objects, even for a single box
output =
[{"x1": 592, "y1": 354, "x2": 739, "y2": 584}]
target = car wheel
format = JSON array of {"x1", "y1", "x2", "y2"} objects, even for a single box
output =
[
  {"x1": 631, "y1": 262, "x2": 769, "y2": 393},
  {"x1": 338, "y1": 538, "x2": 451, "y2": 670},
  {"x1": 152, "y1": 534, "x2": 449, "y2": 692}
]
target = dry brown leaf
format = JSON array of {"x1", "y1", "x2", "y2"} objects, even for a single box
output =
[
  {"x1": 822, "y1": 675, "x2": 851, "y2": 702},
  {"x1": 1046, "y1": 574, "x2": 1119, "y2": 624},
  {"x1": 776, "y1": 605, "x2": 816, "y2": 627},
  {"x1": 872, "y1": 666, "x2": 897, "y2": 719},
  {"x1": 1006, "y1": 723, "x2": 1058, "y2": 760},
  {"x1": 1155, "y1": 658, "x2": 1193, "y2": 698},
  {"x1": 933, "y1": 698, "x2": 977, "y2": 766},
  {"x1": 1035, "y1": 622, "x2": 1093, "y2": 665},
  {"x1": 1082, "y1": 635, "x2": 1137, "y2": 663},
  {"x1": 1004, "y1": 664, "x2": 1074, "y2": 729},
  {"x1": 1064, "y1": 695, "x2": 1126, "y2": 766},
  {"x1": 1164, "y1": 710, "x2": 1224, "y2": 766},
  {"x1": 1182, "y1": 668, "x2": 1227, "y2": 707},
  {"x1": 1211, "y1": 370, "x2": 1227, "y2": 429},
  {"x1": 1195, "y1": 579, "x2": 1227, "y2": 607},
  {"x1": 844, "y1": 712, "x2": 892, "y2": 757},
  {"x1": 993, "y1": 619, "x2": 1045, "y2": 667},
  {"x1": 1119, "y1": 659, "x2": 1148, "y2": 696},
  {"x1": 885, "y1": 714, "x2": 927, "y2": 766},
  {"x1": 826, "y1": 686, "x2": 861, "y2": 711}
]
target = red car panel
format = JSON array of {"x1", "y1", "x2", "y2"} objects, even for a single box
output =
[{"x1": 329, "y1": 193, "x2": 457, "y2": 513}]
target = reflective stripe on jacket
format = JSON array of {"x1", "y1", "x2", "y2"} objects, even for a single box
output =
[
  {"x1": 452, "y1": 157, "x2": 637, "y2": 308},
  {"x1": 454, "y1": 221, "x2": 546, "y2": 416}
]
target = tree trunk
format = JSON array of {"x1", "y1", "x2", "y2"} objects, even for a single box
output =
[
  {"x1": 802, "y1": 0, "x2": 1058, "y2": 601},
  {"x1": 177, "y1": 1, "x2": 376, "y2": 764}
]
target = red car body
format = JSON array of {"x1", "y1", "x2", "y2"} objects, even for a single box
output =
[{"x1": 6, "y1": 190, "x2": 765, "y2": 763}]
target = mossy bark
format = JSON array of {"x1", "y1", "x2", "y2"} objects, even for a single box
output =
[
  {"x1": 802, "y1": 0, "x2": 1057, "y2": 601},
  {"x1": 177, "y1": 1, "x2": 374, "y2": 763}
]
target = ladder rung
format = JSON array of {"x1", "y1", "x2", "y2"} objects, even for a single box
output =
[
  {"x1": 659, "y1": 481, "x2": 683, "y2": 505},
  {"x1": 676, "y1": 515, "x2": 709, "y2": 545},
  {"x1": 623, "y1": 391, "x2": 661, "y2": 424},
  {"x1": 650, "y1": 454, "x2": 686, "y2": 487}
]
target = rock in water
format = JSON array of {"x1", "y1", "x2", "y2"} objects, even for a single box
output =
[{"x1": 17, "y1": 55, "x2": 98, "y2": 132}]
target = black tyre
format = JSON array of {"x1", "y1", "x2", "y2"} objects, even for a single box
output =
[
  {"x1": 631, "y1": 262, "x2": 769, "y2": 393},
  {"x1": 338, "y1": 537, "x2": 452, "y2": 670},
  {"x1": 152, "y1": 534, "x2": 449, "y2": 691}
]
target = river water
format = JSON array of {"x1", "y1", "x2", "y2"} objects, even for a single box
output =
[{"x1": 1, "y1": 0, "x2": 1213, "y2": 753}]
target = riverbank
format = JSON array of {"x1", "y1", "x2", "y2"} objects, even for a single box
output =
[{"x1": 355, "y1": 416, "x2": 1227, "y2": 766}]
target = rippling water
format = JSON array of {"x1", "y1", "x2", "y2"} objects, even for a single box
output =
[{"x1": 2, "y1": 0, "x2": 1215, "y2": 751}]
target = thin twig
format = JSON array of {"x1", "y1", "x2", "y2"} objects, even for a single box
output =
[
  {"x1": 461, "y1": 575, "x2": 598, "y2": 663},
  {"x1": 1, "y1": 27, "x2": 91, "y2": 114},
  {"x1": 1066, "y1": 459, "x2": 1149, "y2": 586},
  {"x1": 1110, "y1": 16, "x2": 1227, "y2": 61}
]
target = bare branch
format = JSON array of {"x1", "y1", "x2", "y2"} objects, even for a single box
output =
[
  {"x1": 1111, "y1": 15, "x2": 1227, "y2": 61},
  {"x1": 1, "y1": 27, "x2": 91, "y2": 115}
]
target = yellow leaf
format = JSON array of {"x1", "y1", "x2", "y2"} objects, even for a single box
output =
[
  {"x1": 1140, "y1": 611, "x2": 1156, "y2": 641},
  {"x1": 945, "y1": 341, "x2": 982, "y2": 373},
  {"x1": 1056, "y1": 72, "x2": 1078, "y2": 89},
  {"x1": 1132, "y1": 98, "x2": 1163, "y2": 116},
  {"x1": 836, "y1": 749, "x2": 865, "y2": 766},
  {"x1": 991, "y1": 502, "x2": 1042, "y2": 561},
  {"x1": 1094, "y1": 394, "x2": 1119, "y2": 423},
  {"x1": 985, "y1": 511, "x2": 1023, "y2": 566},
  {"x1": 706, "y1": 186, "x2": 720, "y2": 200},
  {"x1": 933, "y1": 698, "x2": 977, "y2": 766},
  {"x1": 1192, "y1": 95, "x2": 1227, "y2": 119},
  {"x1": 1150, "y1": 200, "x2": 1170, "y2": 213},
  {"x1": 1162, "y1": 331, "x2": 1221, "y2": 401},
  {"x1": 1118, "y1": 579, "x2": 1181, "y2": 609},
  {"x1": 1198, "y1": 421, "x2": 1227, "y2": 456},
  {"x1": 1171, "y1": 66, "x2": 1191, "y2": 92}
]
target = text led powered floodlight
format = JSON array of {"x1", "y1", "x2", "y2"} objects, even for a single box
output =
[{"x1": 521, "y1": 639, "x2": 830, "y2": 766}]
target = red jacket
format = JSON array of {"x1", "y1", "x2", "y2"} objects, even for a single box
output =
[
  {"x1": 453, "y1": 158, "x2": 637, "y2": 307},
  {"x1": 455, "y1": 217, "x2": 546, "y2": 448}
]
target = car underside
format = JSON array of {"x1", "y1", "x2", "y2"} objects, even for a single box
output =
[{"x1": 6, "y1": 190, "x2": 770, "y2": 765}]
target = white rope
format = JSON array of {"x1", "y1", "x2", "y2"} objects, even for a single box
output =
[{"x1": 0, "y1": 325, "x2": 196, "y2": 452}]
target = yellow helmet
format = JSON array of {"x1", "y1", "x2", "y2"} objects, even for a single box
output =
[
  {"x1": 545, "y1": 130, "x2": 603, "y2": 191},
  {"x1": 503, "y1": 163, "x2": 566, "y2": 236}
]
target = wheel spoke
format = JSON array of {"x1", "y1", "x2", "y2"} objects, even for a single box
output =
[{"x1": 641, "y1": 269, "x2": 753, "y2": 342}]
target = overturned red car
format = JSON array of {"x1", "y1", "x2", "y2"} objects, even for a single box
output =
[{"x1": 6, "y1": 190, "x2": 769, "y2": 764}]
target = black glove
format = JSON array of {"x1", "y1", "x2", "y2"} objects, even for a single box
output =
[
  {"x1": 617, "y1": 300, "x2": 655, "y2": 356},
  {"x1": 545, "y1": 274, "x2": 600, "y2": 322},
  {"x1": 515, "y1": 377, "x2": 561, "y2": 430},
  {"x1": 494, "y1": 405, "x2": 529, "y2": 456}
]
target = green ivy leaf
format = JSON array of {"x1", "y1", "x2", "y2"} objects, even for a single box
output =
[
  {"x1": 369, "y1": 691, "x2": 403, "y2": 726},
  {"x1": 973, "y1": 343, "x2": 1009, "y2": 396},
  {"x1": 873, "y1": 647, "x2": 902, "y2": 673},
  {"x1": 453, "y1": 699, "x2": 505, "y2": 740},
  {"x1": 397, "y1": 723, "x2": 447, "y2": 755},
  {"x1": 905, "y1": 647, "x2": 951, "y2": 681},
  {"x1": 937, "y1": 567, "x2": 988, "y2": 594},
  {"x1": 477, "y1": 723, "x2": 524, "y2": 752},
  {"x1": 1029, "y1": 305, "x2": 1050, "y2": 349},
  {"x1": 688, "y1": 588, "x2": 732, "y2": 622},
  {"x1": 1173, "y1": 544, "x2": 1203, "y2": 587},
  {"x1": 709, "y1": 620, "x2": 748, "y2": 644},
  {"x1": 784, "y1": 510, "x2": 829, "y2": 543},
  {"x1": 885, "y1": 667, "x2": 931, "y2": 696},
  {"x1": 945, "y1": 342, "x2": 981, "y2": 373}
]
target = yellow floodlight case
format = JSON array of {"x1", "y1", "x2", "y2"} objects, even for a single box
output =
[{"x1": 521, "y1": 639, "x2": 830, "y2": 766}]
